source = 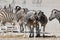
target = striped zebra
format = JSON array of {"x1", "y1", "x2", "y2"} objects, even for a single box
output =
[
  {"x1": 0, "y1": 8, "x2": 17, "y2": 26},
  {"x1": 15, "y1": 6, "x2": 36, "y2": 37}
]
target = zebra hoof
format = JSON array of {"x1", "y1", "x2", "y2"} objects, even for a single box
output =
[
  {"x1": 20, "y1": 31, "x2": 24, "y2": 33},
  {"x1": 36, "y1": 34, "x2": 41, "y2": 37},
  {"x1": 29, "y1": 35, "x2": 34, "y2": 38},
  {"x1": 43, "y1": 35, "x2": 45, "y2": 38}
]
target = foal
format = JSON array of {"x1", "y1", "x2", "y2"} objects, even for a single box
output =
[{"x1": 37, "y1": 10, "x2": 48, "y2": 37}]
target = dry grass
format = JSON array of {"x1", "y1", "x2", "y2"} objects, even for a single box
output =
[
  {"x1": 0, "y1": 37, "x2": 60, "y2": 40},
  {"x1": 0, "y1": 35, "x2": 60, "y2": 40},
  {"x1": 0, "y1": 35, "x2": 25, "y2": 38}
]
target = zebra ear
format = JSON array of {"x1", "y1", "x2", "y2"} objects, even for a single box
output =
[
  {"x1": 41, "y1": 12, "x2": 44, "y2": 14},
  {"x1": 38, "y1": 11, "x2": 41, "y2": 15},
  {"x1": 34, "y1": 12, "x2": 37, "y2": 15},
  {"x1": 9, "y1": 4, "x2": 11, "y2": 8},
  {"x1": 4, "y1": 6, "x2": 6, "y2": 9},
  {"x1": 15, "y1": 6, "x2": 21, "y2": 12},
  {"x1": 23, "y1": 8, "x2": 25, "y2": 13},
  {"x1": 38, "y1": 12, "x2": 40, "y2": 15}
]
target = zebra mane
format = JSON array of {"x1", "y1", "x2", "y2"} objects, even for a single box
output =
[{"x1": 52, "y1": 9, "x2": 60, "y2": 12}]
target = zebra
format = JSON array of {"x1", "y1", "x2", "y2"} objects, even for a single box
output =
[
  {"x1": 0, "y1": 8, "x2": 17, "y2": 26},
  {"x1": 15, "y1": 6, "x2": 37, "y2": 37}
]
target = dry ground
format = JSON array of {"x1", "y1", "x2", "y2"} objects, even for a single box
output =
[
  {"x1": 0, "y1": 35, "x2": 60, "y2": 40},
  {"x1": 0, "y1": 37, "x2": 60, "y2": 40}
]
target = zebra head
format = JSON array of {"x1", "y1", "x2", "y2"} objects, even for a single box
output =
[
  {"x1": 4, "y1": 6, "x2": 6, "y2": 9},
  {"x1": 15, "y1": 6, "x2": 21, "y2": 13},
  {"x1": 49, "y1": 9, "x2": 57, "y2": 21},
  {"x1": 23, "y1": 8, "x2": 29, "y2": 14}
]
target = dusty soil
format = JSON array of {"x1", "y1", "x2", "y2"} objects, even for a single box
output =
[
  {"x1": 0, "y1": 37, "x2": 60, "y2": 40},
  {"x1": 0, "y1": 35, "x2": 60, "y2": 40}
]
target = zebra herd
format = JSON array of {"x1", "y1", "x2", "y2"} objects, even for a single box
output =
[{"x1": 0, "y1": 4, "x2": 60, "y2": 38}]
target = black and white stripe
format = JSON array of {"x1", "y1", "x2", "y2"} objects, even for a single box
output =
[{"x1": 0, "y1": 9, "x2": 16, "y2": 25}]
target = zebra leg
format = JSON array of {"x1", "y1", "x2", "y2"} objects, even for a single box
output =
[
  {"x1": 20, "y1": 23, "x2": 24, "y2": 32},
  {"x1": 31, "y1": 26, "x2": 34, "y2": 37},
  {"x1": 29, "y1": 26, "x2": 34, "y2": 37},
  {"x1": 2, "y1": 22, "x2": 6, "y2": 26},
  {"x1": 36, "y1": 24, "x2": 41, "y2": 37},
  {"x1": 43, "y1": 26, "x2": 45, "y2": 37},
  {"x1": 29, "y1": 26, "x2": 31, "y2": 37}
]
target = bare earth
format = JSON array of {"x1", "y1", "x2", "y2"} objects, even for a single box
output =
[
  {"x1": 0, "y1": 35, "x2": 60, "y2": 40},
  {"x1": 0, "y1": 37, "x2": 60, "y2": 40}
]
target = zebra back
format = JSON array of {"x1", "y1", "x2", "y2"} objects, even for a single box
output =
[{"x1": 0, "y1": 9, "x2": 15, "y2": 22}]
